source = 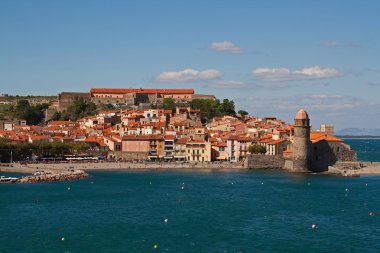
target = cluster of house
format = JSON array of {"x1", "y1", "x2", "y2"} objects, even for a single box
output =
[{"x1": 0, "y1": 105, "x2": 344, "y2": 163}]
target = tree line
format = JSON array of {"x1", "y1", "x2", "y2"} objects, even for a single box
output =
[
  {"x1": 160, "y1": 98, "x2": 248, "y2": 122},
  {"x1": 0, "y1": 139, "x2": 90, "y2": 162},
  {"x1": 8, "y1": 100, "x2": 49, "y2": 125},
  {"x1": 51, "y1": 97, "x2": 97, "y2": 121}
]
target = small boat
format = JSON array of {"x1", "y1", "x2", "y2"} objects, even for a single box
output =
[{"x1": 0, "y1": 175, "x2": 19, "y2": 183}]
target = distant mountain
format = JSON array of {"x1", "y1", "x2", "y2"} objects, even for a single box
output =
[{"x1": 336, "y1": 128, "x2": 380, "y2": 136}]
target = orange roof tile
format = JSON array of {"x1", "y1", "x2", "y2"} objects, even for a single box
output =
[
  {"x1": 91, "y1": 88, "x2": 194, "y2": 94},
  {"x1": 310, "y1": 132, "x2": 343, "y2": 143}
]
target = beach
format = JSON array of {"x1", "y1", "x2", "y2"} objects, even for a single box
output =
[{"x1": 2, "y1": 161, "x2": 380, "y2": 177}]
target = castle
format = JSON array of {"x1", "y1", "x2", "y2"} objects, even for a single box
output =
[
  {"x1": 285, "y1": 109, "x2": 357, "y2": 172},
  {"x1": 56, "y1": 88, "x2": 215, "y2": 111}
]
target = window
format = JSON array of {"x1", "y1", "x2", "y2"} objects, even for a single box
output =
[{"x1": 337, "y1": 147, "x2": 340, "y2": 153}]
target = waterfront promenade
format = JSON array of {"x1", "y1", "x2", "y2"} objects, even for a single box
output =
[
  {"x1": 0, "y1": 161, "x2": 246, "y2": 174},
  {"x1": 1, "y1": 161, "x2": 380, "y2": 176}
]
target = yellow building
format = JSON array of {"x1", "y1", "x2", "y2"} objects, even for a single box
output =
[{"x1": 186, "y1": 140, "x2": 211, "y2": 162}]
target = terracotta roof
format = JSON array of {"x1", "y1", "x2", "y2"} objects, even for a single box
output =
[
  {"x1": 187, "y1": 140, "x2": 207, "y2": 144},
  {"x1": 91, "y1": 88, "x2": 194, "y2": 94},
  {"x1": 175, "y1": 137, "x2": 189, "y2": 144},
  {"x1": 217, "y1": 142, "x2": 227, "y2": 147},
  {"x1": 268, "y1": 139, "x2": 286, "y2": 145},
  {"x1": 310, "y1": 132, "x2": 343, "y2": 143},
  {"x1": 164, "y1": 135, "x2": 175, "y2": 140},
  {"x1": 122, "y1": 134, "x2": 164, "y2": 141},
  {"x1": 48, "y1": 121, "x2": 76, "y2": 125}
]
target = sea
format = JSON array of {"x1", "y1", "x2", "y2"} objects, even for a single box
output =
[{"x1": 0, "y1": 139, "x2": 380, "y2": 253}]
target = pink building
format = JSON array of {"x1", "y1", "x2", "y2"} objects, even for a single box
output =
[{"x1": 122, "y1": 135, "x2": 151, "y2": 152}]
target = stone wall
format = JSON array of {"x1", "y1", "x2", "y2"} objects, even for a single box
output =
[
  {"x1": 108, "y1": 151, "x2": 150, "y2": 160},
  {"x1": 58, "y1": 92, "x2": 90, "y2": 111},
  {"x1": 311, "y1": 141, "x2": 357, "y2": 172},
  {"x1": 244, "y1": 154, "x2": 285, "y2": 169},
  {"x1": 91, "y1": 94, "x2": 136, "y2": 106}
]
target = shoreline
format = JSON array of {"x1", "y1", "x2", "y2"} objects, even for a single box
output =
[{"x1": 2, "y1": 161, "x2": 380, "y2": 180}]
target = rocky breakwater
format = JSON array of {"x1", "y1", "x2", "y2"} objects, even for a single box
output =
[{"x1": 17, "y1": 170, "x2": 90, "y2": 183}]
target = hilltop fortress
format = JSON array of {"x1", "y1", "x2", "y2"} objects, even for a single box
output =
[{"x1": 57, "y1": 88, "x2": 215, "y2": 111}]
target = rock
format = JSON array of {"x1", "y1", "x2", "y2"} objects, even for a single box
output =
[{"x1": 17, "y1": 170, "x2": 90, "y2": 183}]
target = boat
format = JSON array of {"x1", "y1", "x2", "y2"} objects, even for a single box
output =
[{"x1": 0, "y1": 175, "x2": 19, "y2": 183}]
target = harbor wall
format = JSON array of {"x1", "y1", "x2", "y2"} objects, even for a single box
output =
[{"x1": 244, "y1": 154, "x2": 285, "y2": 169}]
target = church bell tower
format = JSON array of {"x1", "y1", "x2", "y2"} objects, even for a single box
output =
[{"x1": 293, "y1": 109, "x2": 311, "y2": 172}]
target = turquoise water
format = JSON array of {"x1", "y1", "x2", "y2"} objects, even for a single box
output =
[
  {"x1": 344, "y1": 139, "x2": 380, "y2": 162},
  {"x1": 1, "y1": 170, "x2": 380, "y2": 252}
]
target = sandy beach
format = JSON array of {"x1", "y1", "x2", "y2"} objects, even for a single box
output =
[
  {"x1": 2, "y1": 161, "x2": 380, "y2": 176},
  {"x1": 0, "y1": 161, "x2": 246, "y2": 175}
]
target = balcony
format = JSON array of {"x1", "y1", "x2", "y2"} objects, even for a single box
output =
[{"x1": 164, "y1": 141, "x2": 174, "y2": 146}]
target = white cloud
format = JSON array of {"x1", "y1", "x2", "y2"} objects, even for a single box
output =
[
  {"x1": 209, "y1": 41, "x2": 242, "y2": 54},
  {"x1": 155, "y1": 68, "x2": 222, "y2": 83},
  {"x1": 252, "y1": 65, "x2": 339, "y2": 81},
  {"x1": 322, "y1": 40, "x2": 339, "y2": 48},
  {"x1": 237, "y1": 94, "x2": 380, "y2": 128},
  {"x1": 206, "y1": 80, "x2": 251, "y2": 89}
]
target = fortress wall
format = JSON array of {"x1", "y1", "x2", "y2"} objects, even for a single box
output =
[
  {"x1": 58, "y1": 92, "x2": 90, "y2": 111},
  {"x1": 108, "y1": 151, "x2": 150, "y2": 160},
  {"x1": 244, "y1": 154, "x2": 285, "y2": 169}
]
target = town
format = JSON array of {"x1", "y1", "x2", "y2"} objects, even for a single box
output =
[{"x1": 0, "y1": 88, "x2": 357, "y2": 172}]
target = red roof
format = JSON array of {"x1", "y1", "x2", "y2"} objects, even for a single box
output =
[
  {"x1": 217, "y1": 142, "x2": 227, "y2": 147},
  {"x1": 310, "y1": 132, "x2": 343, "y2": 143},
  {"x1": 91, "y1": 88, "x2": 194, "y2": 94},
  {"x1": 268, "y1": 139, "x2": 286, "y2": 145},
  {"x1": 122, "y1": 134, "x2": 164, "y2": 141}
]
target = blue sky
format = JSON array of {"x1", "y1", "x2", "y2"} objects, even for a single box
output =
[{"x1": 1, "y1": 0, "x2": 379, "y2": 130}]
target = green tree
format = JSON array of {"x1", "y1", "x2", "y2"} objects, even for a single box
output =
[
  {"x1": 219, "y1": 99, "x2": 236, "y2": 116},
  {"x1": 53, "y1": 97, "x2": 98, "y2": 121},
  {"x1": 190, "y1": 99, "x2": 222, "y2": 122},
  {"x1": 162, "y1": 98, "x2": 176, "y2": 112},
  {"x1": 50, "y1": 111, "x2": 62, "y2": 121},
  {"x1": 248, "y1": 144, "x2": 267, "y2": 154},
  {"x1": 69, "y1": 142, "x2": 90, "y2": 153},
  {"x1": 238, "y1": 110, "x2": 249, "y2": 117},
  {"x1": 13, "y1": 100, "x2": 46, "y2": 125}
]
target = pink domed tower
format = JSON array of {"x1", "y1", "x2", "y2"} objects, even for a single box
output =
[{"x1": 293, "y1": 109, "x2": 311, "y2": 172}]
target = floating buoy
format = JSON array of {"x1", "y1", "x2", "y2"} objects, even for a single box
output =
[
  {"x1": 91, "y1": 181, "x2": 94, "y2": 184},
  {"x1": 369, "y1": 212, "x2": 374, "y2": 216},
  {"x1": 164, "y1": 218, "x2": 168, "y2": 224},
  {"x1": 150, "y1": 182, "x2": 152, "y2": 185},
  {"x1": 261, "y1": 182, "x2": 264, "y2": 185},
  {"x1": 345, "y1": 188, "x2": 349, "y2": 192},
  {"x1": 61, "y1": 237, "x2": 65, "y2": 241},
  {"x1": 311, "y1": 224, "x2": 317, "y2": 229},
  {"x1": 307, "y1": 182, "x2": 311, "y2": 186},
  {"x1": 181, "y1": 186, "x2": 184, "y2": 190},
  {"x1": 67, "y1": 187, "x2": 71, "y2": 191},
  {"x1": 153, "y1": 244, "x2": 158, "y2": 249},
  {"x1": 231, "y1": 182, "x2": 234, "y2": 185}
]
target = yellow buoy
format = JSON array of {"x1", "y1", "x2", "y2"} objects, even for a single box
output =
[
  {"x1": 153, "y1": 244, "x2": 158, "y2": 249},
  {"x1": 61, "y1": 237, "x2": 65, "y2": 241}
]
